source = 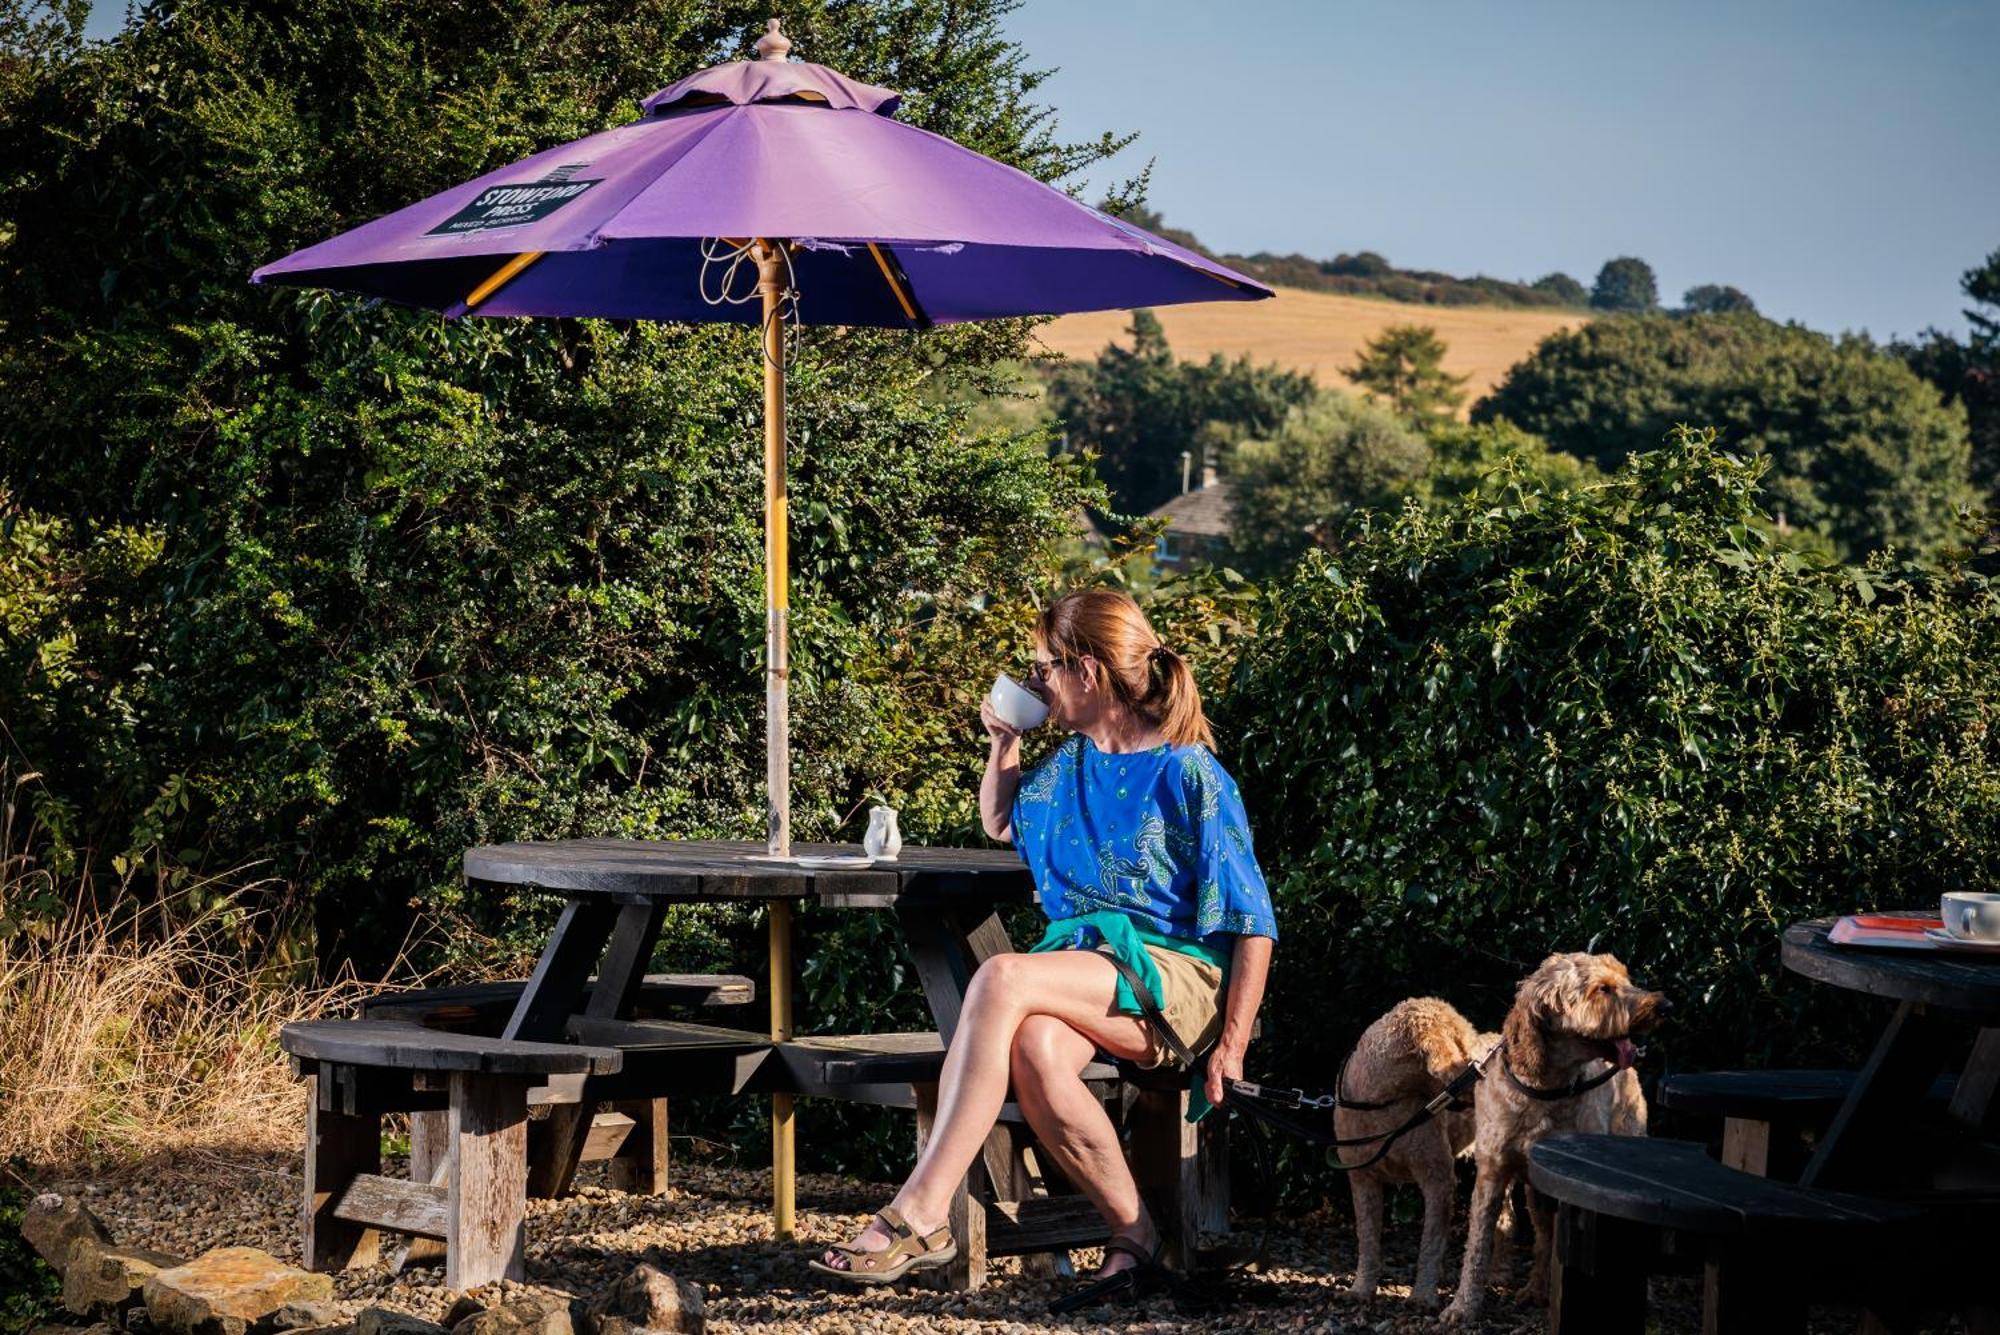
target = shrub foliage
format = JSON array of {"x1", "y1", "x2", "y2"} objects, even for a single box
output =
[
  {"x1": 1228, "y1": 431, "x2": 2000, "y2": 1179},
  {"x1": 0, "y1": 0, "x2": 1113, "y2": 974}
]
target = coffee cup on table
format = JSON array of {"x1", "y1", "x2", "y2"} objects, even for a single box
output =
[
  {"x1": 1941, "y1": 891, "x2": 2000, "y2": 943},
  {"x1": 987, "y1": 672, "x2": 1050, "y2": 732}
]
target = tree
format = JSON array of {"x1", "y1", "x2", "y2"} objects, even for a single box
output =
[
  {"x1": 1682, "y1": 284, "x2": 1757, "y2": 315},
  {"x1": 1474, "y1": 313, "x2": 1975, "y2": 557},
  {"x1": 1897, "y1": 248, "x2": 2000, "y2": 499},
  {"x1": 1225, "y1": 391, "x2": 1428, "y2": 576},
  {"x1": 1401, "y1": 420, "x2": 1600, "y2": 508},
  {"x1": 1591, "y1": 257, "x2": 1659, "y2": 312},
  {"x1": 1343, "y1": 324, "x2": 1469, "y2": 426},
  {"x1": 1047, "y1": 313, "x2": 1315, "y2": 515},
  {"x1": 1531, "y1": 272, "x2": 1589, "y2": 306},
  {"x1": 1324, "y1": 251, "x2": 1392, "y2": 278},
  {"x1": 0, "y1": 0, "x2": 1115, "y2": 973}
]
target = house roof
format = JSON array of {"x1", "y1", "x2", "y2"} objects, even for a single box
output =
[{"x1": 1146, "y1": 478, "x2": 1235, "y2": 538}]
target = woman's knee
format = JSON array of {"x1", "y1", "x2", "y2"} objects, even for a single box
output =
[
  {"x1": 1010, "y1": 1013, "x2": 1085, "y2": 1082},
  {"x1": 965, "y1": 951, "x2": 1032, "y2": 1014}
]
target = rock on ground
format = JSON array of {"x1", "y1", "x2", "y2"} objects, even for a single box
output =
[
  {"x1": 586, "y1": 1263, "x2": 704, "y2": 1335},
  {"x1": 22, "y1": 1193, "x2": 113, "y2": 1270},
  {"x1": 63, "y1": 1241, "x2": 184, "y2": 1318},
  {"x1": 352, "y1": 1306, "x2": 449, "y2": 1335},
  {"x1": 142, "y1": 1246, "x2": 334, "y2": 1335},
  {"x1": 454, "y1": 1294, "x2": 576, "y2": 1335}
]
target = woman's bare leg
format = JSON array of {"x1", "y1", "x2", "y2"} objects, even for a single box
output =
[
  {"x1": 1010, "y1": 1013, "x2": 1157, "y2": 1275},
  {"x1": 821, "y1": 950, "x2": 1151, "y2": 1268}
]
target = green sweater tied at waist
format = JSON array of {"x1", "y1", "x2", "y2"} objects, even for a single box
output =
[{"x1": 1029, "y1": 910, "x2": 1231, "y2": 1121}]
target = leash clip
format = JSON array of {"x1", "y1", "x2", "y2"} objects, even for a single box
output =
[{"x1": 1230, "y1": 1080, "x2": 1300, "y2": 1109}]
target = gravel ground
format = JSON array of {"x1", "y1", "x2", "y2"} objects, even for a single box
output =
[{"x1": 36, "y1": 1150, "x2": 1935, "y2": 1334}]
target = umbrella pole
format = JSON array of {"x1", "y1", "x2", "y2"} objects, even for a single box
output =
[{"x1": 757, "y1": 238, "x2": 796, "y2": 1240}]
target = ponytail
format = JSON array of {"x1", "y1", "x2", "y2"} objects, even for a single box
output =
[
  {"x1": 1146, "y1": 645, "x2": 1215, "y2": 750},
  {"x1": 1036, "y1": 589, "x2": 1217, "y2": 751}
]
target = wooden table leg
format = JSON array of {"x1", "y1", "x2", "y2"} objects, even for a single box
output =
[
  {"x1": 446, "y1": 1073, "x2": 531, "y2": 1291},
  {"x1": 1803, "y1": 1001, "x2": 1958, "y2": 1189},
  {"x1": 914, "y1": 1082, "x2": 987, "y2": 1291},
  {"x1": 535, "y1": 900, "x2": 669, "y2": 1199},
  {"x1": 608, "y1": 1097, "x2": 670, "y2": 1195},
  {"x1": 304, "y1": 1072, "x2": 381, "y2": 1272},
  {"x1": 1549, "y1": 1204, "x2": 1647, "y2": 1335}
]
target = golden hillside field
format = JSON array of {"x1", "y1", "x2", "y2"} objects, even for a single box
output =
[{"x1": 1035, "y1": 285, "x2": 1586, "y2": 411}]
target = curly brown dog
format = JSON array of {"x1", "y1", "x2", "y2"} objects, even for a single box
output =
[
  {"x1": 1440, "y1": 952, "x2": 1665, "y2": 1326},
  {"x1": 1335, "y1": 998, "x2": 1496, "y2": 1308}
]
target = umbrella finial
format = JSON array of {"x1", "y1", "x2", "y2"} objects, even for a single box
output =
[{"x1": 756, "y1": 18, "x2": 793, "y2": 62}]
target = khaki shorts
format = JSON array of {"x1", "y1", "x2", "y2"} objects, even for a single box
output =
[{"x1": 1099, "y1": 944, "x2": 1226, "y2": 1069}]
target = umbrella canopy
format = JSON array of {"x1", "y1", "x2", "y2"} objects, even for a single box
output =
[
  {"x1": 252, "y1": 21, "x2": 1271, "y2": 1245},
  {"x1": 250, "y1": 31, "x2": 1269, "y2": 325}
]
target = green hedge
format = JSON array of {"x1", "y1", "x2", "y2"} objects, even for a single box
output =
[{"x1": 1226, "y1": 430, "x2": 2000, "y2": 1187}]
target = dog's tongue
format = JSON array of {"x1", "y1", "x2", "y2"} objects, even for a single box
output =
[{"x1": 1612, "y1": 1037, "x2": 1638, "y2": 1070}]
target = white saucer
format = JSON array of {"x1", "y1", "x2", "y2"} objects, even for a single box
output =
[
  {"x1": 1923, "y1": 927, "x2": 2000, "y2": 954},
  {"x1": 747, "y1": 853, "x2": 877, "y2": 871}
]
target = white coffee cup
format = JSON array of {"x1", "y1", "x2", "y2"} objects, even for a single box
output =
[
  {"x1": 987, "y1": 672, "x2": 1050, "y2": 732},
  {"x1": 1941, "y1": 891, "x2": 2000, "y2": 943}
]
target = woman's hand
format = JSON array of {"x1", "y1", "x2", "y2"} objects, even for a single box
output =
[
  {"x1": 1205, "y1": 1035, "x2": 1246, "y2": 1107},
  {"x1": 980, "y1": 698, "x2": 1023, "y2": 748}
]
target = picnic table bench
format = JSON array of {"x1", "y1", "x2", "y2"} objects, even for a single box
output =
[
  {"x1": 1658, "y1": 1069, "x2": 1956, "y2": 1177},
  {"x1": 1527, "y1": 1135, "x2": 1925, "y2": 1335}
]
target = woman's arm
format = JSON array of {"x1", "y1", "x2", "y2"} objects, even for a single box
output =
[
  {"x1": 978, "y1": 699, "x2": 1024, "y2": 842},
  {"x1": 1205, "y1": 932, "x2": 1274, "y2": 1106}
]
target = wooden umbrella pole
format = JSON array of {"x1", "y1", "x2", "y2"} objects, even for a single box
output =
[{"x1": 756, "y1": 237, "x2": 797, "y2": 1239}]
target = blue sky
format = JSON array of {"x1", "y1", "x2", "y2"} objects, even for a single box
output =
[
  {"x1": 1004, "y1": 1, "x2": 1998, "y2": 340},
  {"x1": 84, "y1": 1, "x2": 1996, "y2": 338}
]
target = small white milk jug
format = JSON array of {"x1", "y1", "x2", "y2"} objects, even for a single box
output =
[{"x1": 864, "y1": 806, "x2": 903, "y2": 861}]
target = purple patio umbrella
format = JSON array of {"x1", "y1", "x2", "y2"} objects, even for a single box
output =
[{"x1": 253, "y1": 18, "x2": 1270, "y2": 1236}]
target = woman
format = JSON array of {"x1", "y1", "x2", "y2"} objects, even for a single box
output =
[{"x1": 813, "y1": 588, "x2": 1278, "y2": 1286}]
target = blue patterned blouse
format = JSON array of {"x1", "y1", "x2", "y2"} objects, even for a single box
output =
[{"x1": 1009, "y1": 735, "x2": 1278, "y2": 945}]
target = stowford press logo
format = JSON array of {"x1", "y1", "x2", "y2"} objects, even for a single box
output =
[{"x1": 428, "y1": 178, "x2": 602, "y2": 236}]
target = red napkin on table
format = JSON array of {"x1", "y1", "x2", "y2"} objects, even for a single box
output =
[{"x1": 1828, "y1": 913, "x2": 1945, "y2": 950}]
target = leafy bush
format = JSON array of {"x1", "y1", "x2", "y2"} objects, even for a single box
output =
[
  {"x1": 1475, "y1": 313, "x2": 1976, "y2": 559},
  {"x1": 1227, "y1": 430, "x2": 2000, "y2": 1197},
  {"x1": 0, "y1": 0, "x2": 1113, "y2": 978}
]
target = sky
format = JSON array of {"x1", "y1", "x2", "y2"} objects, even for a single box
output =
[
  {"x1": 1002, "y1": 0, "x2": 1997, "y2": 340},
  {"x1": 83, "y1": 0, "x2": 1996, "y2": 339}
]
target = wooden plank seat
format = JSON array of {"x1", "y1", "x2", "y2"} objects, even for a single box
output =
[
  {"x1": 1659, "y1": 1069, "x2": 1957, "y2": 1177},
  {"x1": 1527, "y1": 1134, "x2": 1924, "y2": 1334},
  {"x1": 280, "y1": 1018, "x2": 623, "y2": 1075},
  {"x1": 283, "y1": 1017, "x2": 636, "y2": 1293},
  {"x1": 358, "y1": 972, "x2": 755, "y2": 1031}
]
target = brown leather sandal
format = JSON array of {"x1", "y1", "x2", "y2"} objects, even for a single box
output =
[{"x1": 808, "y1": 1205, "x2": 958, "y2": 1285}]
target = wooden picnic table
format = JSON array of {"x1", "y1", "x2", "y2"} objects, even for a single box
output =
[
  {"x1": 1525, "y1": 917, "x2": 2000, "y2": 1332},
  {"x1": 461, "y1": 836, "x2": 1036, "y2": 1241},
  {"x1": 289, "y1": 837, "x2": 1224, "y2": 1290}
]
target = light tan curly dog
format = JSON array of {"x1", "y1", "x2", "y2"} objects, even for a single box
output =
[
  {"x1": 1335, "y1": 998, "x2": 1497, "y2": 1308},
  {"x1": 1440, "y1": 952, "x2": 1665, "y2": 1327}
]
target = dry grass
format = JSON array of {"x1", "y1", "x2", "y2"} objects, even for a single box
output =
[
  {"x1": 1035, "y1": 284, "x2": 1586, "y2": 411},
  {"x1": 0, "y1": 774, "x2": 371, "y2": 1169}
]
